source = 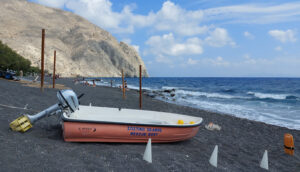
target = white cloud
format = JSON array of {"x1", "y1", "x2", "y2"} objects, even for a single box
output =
[
  {"x1": 121, "y1": 38, "x2": 131, "y2": 44},
  {"x1": 200, "y1": 56, "x2": 230, "y2": 67},
  {"x1": 243, "y1": 54, "x2": 256, "y2": 65},
  {"x1": 268, "y1": 29, "x2": 297, "y2": 43},
  {"x1": 145, "y1": 33, "x2": 203, "y2": 57},
  {"x1": 132, "y1": 45, "x2": 139, "y2": 53},
  {"x1": 203, "y1": 2, "x2": 300, "y2": 24},
  {"x1": 65, "y1": 0, "x2": 132, "y2": 33},
  {"x1": 205, "y1": 28, "x2": 235, "y2": 47},
  {"x1": 155, "y1": 55, "x2": 172, "y2": 64},
  {"x1": 275, "y1": 46, "x2": 282, "y2": 51},
  {"x1": 33, "y1": 0, "x2": 300, "y2": 36},
  {"x1": 153, "y1": 1, "x2": 208, "y2": 36},
  {"x1": 244, "y1": 31, "x2": 254, "y2": 39},
  {"x1": 211, "y1": 56, "x2": 230, "y2": 66},
  {"x1": 187, "y1": 58, "x2": 198, "y2": 65},
  {"x1": 32, "y1": 0, "x2": 209, "y2": 36}
]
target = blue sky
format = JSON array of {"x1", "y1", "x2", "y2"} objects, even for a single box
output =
[{"x1": 29, "y1": 0, "x2": 300, "y2": 77}]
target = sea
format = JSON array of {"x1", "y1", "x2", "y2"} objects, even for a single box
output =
[{"x1": 89, "y1": 77, "x2": 300, "y2": 130}]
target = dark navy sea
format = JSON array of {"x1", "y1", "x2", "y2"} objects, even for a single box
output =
[{"x1": 89, "y1": 77, "x2": 300, "y2": 130}]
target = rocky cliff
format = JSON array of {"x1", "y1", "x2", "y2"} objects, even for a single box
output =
[{"x1": 0, "y1": 0, "x2": 148, "y2": 77}]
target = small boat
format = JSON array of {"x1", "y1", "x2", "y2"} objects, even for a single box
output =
[
  {"x1": 62, "y1": 106, "x2": 203, "y2": 143},
  {"x1": 10, "y1": 89, "x2": 202, "y2": 143}
]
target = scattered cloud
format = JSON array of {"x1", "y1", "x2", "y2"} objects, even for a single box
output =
[
  {"x1": 121, "y1": 38, "x2": 132, "y2": 44},
  {"x1": 155, "y1": 55, "x2": 172, "y2": 64},
  {"x1": 152, "y1": 1, "x2": 208, "y2": 36},
  {"x1": 268, "y1": 29, "x2": 297, "y2": 43},
  {"x1": 132, "y1": 45, "x2": 140, "y2": 53},
  {"x1": 199, "y1": 56, "x2": 230, "y2": 67},
  {"x1": 243, "y1": 54, "x2": 256, "y2": 65},
  {"x1": 31, "y1": 0, "x2": 300, "y2": 76},
  {"x1": 203, "y1": 2, "x2": 300, "y2": 24},
  {"x1": 187, "y1": 58, "x2": 198, "y2": 65},
  {"x1": 33, "y1": 0, "x2": 209, "y2": 36},
  {"x1": 145, "y1": 33, "x2": 203, "y2": 57},
  {"x1": 205, "y1": 28, "x2": 235, "y2": 47},
  {"x1": 244, "y1": 31, "x2": 254, "y2": 39},
  {"x1": 275, "y1": 46, "x2": 282, "y2": 51},
  {"x1": 209, "y1": 56, "x2": 230, "y2": 66},
  {"x1": 33, "y1": 0, "x2": 300, "y2": 35}
]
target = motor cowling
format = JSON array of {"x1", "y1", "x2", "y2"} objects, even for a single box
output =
[{"x1": 57, "y1": 89, "x2": 79, "y2": 112}]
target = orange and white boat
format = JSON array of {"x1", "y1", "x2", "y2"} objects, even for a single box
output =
[
  {"x1": 62, "y1": 105, "x2": 203, "y2": 143},
  {"x1": 9, "y1": 89, "x2": 202, "y2": 143}
]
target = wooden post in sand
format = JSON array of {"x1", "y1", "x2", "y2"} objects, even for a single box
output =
[
  {"x1": 52, "y1": 50, "x2": 56, "y2": 88},
  {"x1": 41, "y1": 29, "x2": 45, "y2": 91},
  {"x1": 122, "y1": 69, "x2": 125, "y2": 99},
  {"x1": 139, "y1": 65, "x2": 142, "y2": 109}
]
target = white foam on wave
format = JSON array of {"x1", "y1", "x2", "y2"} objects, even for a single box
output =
[
  {"x1": 247, "y1": 91, "x2": 288, "y2": 100},
  {"x1": 95, "y1": 81, "x2": 110, "y2": 87},
  {"x1": 127, "y1": 84, "x2": 154, "y2": 91},
  {"x1": 127, "y1": 85, "x2": 140, "y2": 90},
  {"x1": 175, "y1": 90, "x2": 240, "y2": 99},
  {"x1": 173, "y1": 98, "x2": 300, "y2": 130}
]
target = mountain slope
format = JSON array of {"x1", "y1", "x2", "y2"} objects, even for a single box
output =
[{"x1": 0, "y1": 0, "x2": 148, "y2": 77}]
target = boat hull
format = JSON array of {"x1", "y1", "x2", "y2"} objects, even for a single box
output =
[{"x1": 63, "y1": 122, "x2": 200, "y2": 143}]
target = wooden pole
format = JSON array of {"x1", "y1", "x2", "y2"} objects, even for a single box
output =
[
  {"x1": 41, "y1": 29, "x2": 45, "y2": 91},
  {"x1": 139, "y1": 65, "x2": 142, "y2": 109},
  {"x1": 52, "y1": 50, "x2": 56, "y2": 88},
  {"x1": 122, "y1": 69, "x2": 125, "y2": 99}
]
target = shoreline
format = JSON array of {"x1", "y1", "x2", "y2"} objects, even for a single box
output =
[
  {"x1": 0, "y1": 77, "x2": 300, "y2": 171},
  {"x1": 83, "y1": 77, "x2": 300, "y2": 131}
]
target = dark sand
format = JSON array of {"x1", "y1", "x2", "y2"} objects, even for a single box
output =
[{"x1": 0, "y1": 77, "x2": 299, "y2": 172}]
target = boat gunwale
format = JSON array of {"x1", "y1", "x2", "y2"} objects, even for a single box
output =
[{"x1": 62, "y1": 115, "x2": 202, "y2": 128}]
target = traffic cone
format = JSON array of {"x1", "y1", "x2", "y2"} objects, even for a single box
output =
[
  {"x1": 260, "y1": 150, "x2": 269, "y2": 170},
  {"x1": 143, "y1": 138, "x2": 152, "y2": 163},
  {"x1": 209, "y1": 145, "x2": 218, "y2": 167}
]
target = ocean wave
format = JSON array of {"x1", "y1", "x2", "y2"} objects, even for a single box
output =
[
  {"x1": 221, "y1": 88, "x2": 235, "y2": 93},
  {"x1": 162, "y1": 86, "x2": 178, "y2": 90},
  {"x1": 127, "y1": 85, "x2": 154, "y2": 91},
  {"x1": 164, "y1": 98, "x2": 300, "y2": 130},
  {"x1": 247, "y1": 91, "x2": 297, "y2": 100},
  {"x1": 175, "y1": 90, "x2": 239, "y2": 99}
]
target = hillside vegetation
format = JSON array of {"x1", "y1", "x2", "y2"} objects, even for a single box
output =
[{"x1": 0, "y1": 40, "x2": 40, "y2": 74}]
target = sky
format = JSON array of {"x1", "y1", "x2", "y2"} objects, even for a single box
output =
[{"x1": 29, "y1": 0, "x2": 300, "y2": 77}]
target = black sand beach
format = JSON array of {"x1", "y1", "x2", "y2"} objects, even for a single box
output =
[{"x1": 0, "y1": 77, "x2": 299, "y2": 171}]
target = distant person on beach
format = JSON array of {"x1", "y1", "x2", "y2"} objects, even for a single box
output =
[
  {"x1": 124, "y1": 80, "x2": 127, "y2": 89},
  {"x1": 19, "y1": 70, "x2": 23, "y2": 78}
]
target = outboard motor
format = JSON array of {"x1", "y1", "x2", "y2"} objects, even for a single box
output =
[{"x1": 10, "y1": 89, "x2": 80, "y2": 132}]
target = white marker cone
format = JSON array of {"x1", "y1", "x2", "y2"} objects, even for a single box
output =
[
  {"x1": 143, "y1": 138, "x2": 152, "y2": 163},
  {"x1": 209, "y1": 145, "x2": 218, "y2": 167},
  {"x1": 260, "y1": 150, "x2": 269, "y2": 170}
]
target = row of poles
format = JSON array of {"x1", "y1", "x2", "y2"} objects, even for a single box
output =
[
  {"x1": 40, "y1": 28, "x2": 144, "y2": 109},
  {"x1": 40, "y1": 29, "x2": 56, "y2": 91},
  {"x1": 121, "y1": 65, "x2": 143, "y2": 109}
]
